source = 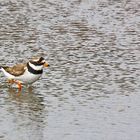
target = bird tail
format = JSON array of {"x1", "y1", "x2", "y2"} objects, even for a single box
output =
[
  {"x1": 0, "y1": 66, "x2": 9, "y2": 72},
  {"x1": 0, "y1": 66, "x2": 4, "y2": 70}
]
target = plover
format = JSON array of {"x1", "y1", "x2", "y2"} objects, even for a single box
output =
[{"x1": 0, "y1": 57, "x2": 49, "y2": 90}]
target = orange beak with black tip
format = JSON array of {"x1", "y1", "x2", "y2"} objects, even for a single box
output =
[{"x1": 43, "y1": 62, "x2": 50, "y2": 67}]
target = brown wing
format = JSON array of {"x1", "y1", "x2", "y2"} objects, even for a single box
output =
[{"x1": 3, "y1": 63, "x2": 27, "y2": 76}]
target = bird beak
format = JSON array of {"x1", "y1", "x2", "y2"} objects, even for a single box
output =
[{"x1": 43, "y1": 62, "x2": 49, "y2": 67}]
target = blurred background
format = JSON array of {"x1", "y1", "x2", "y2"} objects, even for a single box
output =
[{"x1": 0, "y1": 0, "x2": 139, "y2": 140}]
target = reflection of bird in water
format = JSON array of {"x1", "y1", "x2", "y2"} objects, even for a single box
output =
[
  {"x1": 0, "y1": 57, "x2": 49, "y2": 91},
  {"x1": 7, "y1": 85, "x2": 34, "y2": 97},
  {"x1": 6, "y1": 86, "x2": 47, "y2": 140}
]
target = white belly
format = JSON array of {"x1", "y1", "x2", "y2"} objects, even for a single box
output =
[
  {"x1": 1, "y1": 68, "x2": 41, "y2": 84},
  {"x1": 15, "y1": 70, "x2": 42, "y2": 84}
]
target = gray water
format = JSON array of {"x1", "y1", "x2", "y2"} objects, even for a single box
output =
[{"x1": 0, "y1": 0, "x2": 140, "y2": 140}]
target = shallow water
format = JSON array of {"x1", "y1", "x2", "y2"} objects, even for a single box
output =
[{"x1": 0, "y1": 0, "x2": 140, "y2": 140}]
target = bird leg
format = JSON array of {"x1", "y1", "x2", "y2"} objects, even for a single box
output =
[
  {"x1": 8, "y1": 79, "x2": 22, "y2": 91},
  {"x1": 8, "y1": 79, "x2": 15, "y2": 84},
  {"x1": 15, "y1": 81, "x2": 22, "y2": 91}
]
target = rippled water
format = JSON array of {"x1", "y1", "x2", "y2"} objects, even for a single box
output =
[{"x1": 0, "y1": 0, "x2": 140, "y2": 140}]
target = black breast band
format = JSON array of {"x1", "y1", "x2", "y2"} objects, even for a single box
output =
[{"x1": 27, "y1": 63, "x2": 43, "y2": 75}]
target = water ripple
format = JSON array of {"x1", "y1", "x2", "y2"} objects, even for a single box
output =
[{"x1": 0, "y1": 0, "x2": 140, "y2": 139}]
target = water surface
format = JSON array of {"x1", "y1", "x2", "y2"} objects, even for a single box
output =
[{"x1": 0, "y1": 0, "x2": 140, "y2": 140}]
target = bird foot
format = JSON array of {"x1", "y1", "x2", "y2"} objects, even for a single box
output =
[
  {"x1": 8, "y1": 79, "x2": 15, "y2": 84},
  {"x1": 8, "y1": 79, "x2": 22, "y2": 91}
]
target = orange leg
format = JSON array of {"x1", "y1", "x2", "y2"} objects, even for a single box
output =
[
  {"x1": 15, "y1": 81, "x2": 22, "y2": 91},
  {"x1": 8, "y1": 79, "x2": 22, "y2": 91},
  {"x1": 8, "y1": 79, "x2": 15, "y2": 84}
]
